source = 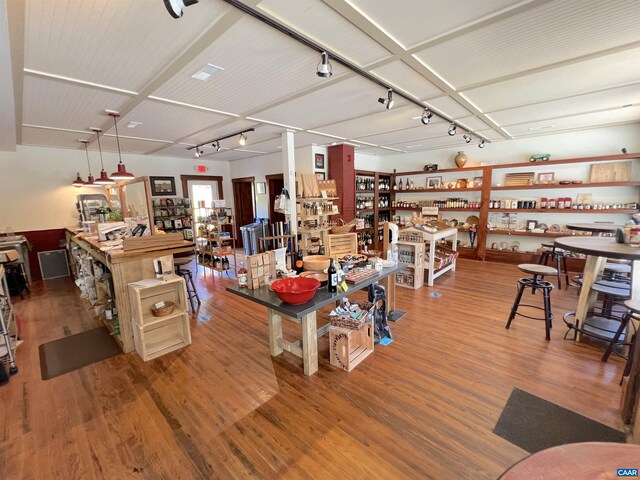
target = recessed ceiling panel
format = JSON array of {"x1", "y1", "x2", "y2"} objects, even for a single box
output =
[
  {"x1": 258, "y1": 0, "x2": 390, "y2": 67},
  {"x1": 414, "y1": 0, "x2": 640, "y2": 88},
  {"x1": 152, "y1": 15, "x2": 348, "y2": 116},
  {"x1": 487, "y1": 84, "x2": 640, "y2": 126},
  {"x1": 22, "y1": 126, "x2": 92, "y2": 150},
  {"x1": 98, "y1": 135, "x2": 171, "y2": 155},
  {"x1": 356, "y1": 146, "x2": 397, "y2": 156},
  {"x1": 455, "y1": 116, "x2": 493, "y2": 132},
  {"x1": 426, "y1": 96, "x2": 474, "y2": 119},
  {"x1": 461, "y1": 47, "x2": 640, "y2": 112},
  {"x1": 355, "y1": 121, "x2": 450, "y2": 146},
  {"x1": 207, "y1": 149, "x2": 265, "y2": 162},
  {"x1": 314, "y1": 105, "x2": 424, "y2": 139},
  {"x1": 388, "y1": 135, "x2": 471, "y2": 150},
  {"x1": 503, "y1": 106, "x2": 640, "y2": 137},
  {"x1": 347, "y1": 0, "x2": 523, "y2": 49},
  {"x1": 24, "y1": 0, "x2": 230, "y2": 91},
  {"x1": 102, "y1": 100, "x2": 233, "y2": 142},
  {"x1": 476, "y1": 129, "x2": 505, "y2": 141},
  {"x1": 371, "y1": 60, "x2": 443, "y2": 99},
  {"x1": 252, "y1": 76, "x2": 408, "y2": 130},
  {"x1": 23, "y1": 76, "x2": 131, "y2": 131},
  {"x1": 152, "y1": 143, "x2": 198, "y2": 159}
]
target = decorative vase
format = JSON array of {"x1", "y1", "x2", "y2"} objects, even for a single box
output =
[{"x1": 455, "y1": 151, "x2": 467, "y2": 168}]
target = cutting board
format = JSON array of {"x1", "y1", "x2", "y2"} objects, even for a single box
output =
[{"x1": 590, "y1": 162, "x2": 631, "y2": 183}]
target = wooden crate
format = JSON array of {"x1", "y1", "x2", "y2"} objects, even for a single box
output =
[
  {"x1": 327, "y1": 233, "x2": 357, "y2": 258},
  {"x1": 590, "y1": 161, "x2": 631, "y2": 183},
  {"x1": 329, "y1": 323, "x2": 374, "y2": 372},
  {"x1": 132, "y1": 313, "x2": 190, "y2": 361},
  {"x1": 246, "y1": 251, "x2": 277, "y2": 289}
]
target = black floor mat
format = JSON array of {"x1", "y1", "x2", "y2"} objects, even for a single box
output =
[
  {"x1": 493, "y1": 388, "x2": 625, "y2": 453},
  {"x1": 39, "y1": 327, "x2": 121, "y2": 380}
]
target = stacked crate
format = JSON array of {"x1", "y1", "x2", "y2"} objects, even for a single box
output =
[{"x1": 246, "y1": 251, "x2": 277, "y2": 289}]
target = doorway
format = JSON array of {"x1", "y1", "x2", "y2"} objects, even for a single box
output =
[
  {"x1": 232, "y1": 177, "x2": 256, "y2": 248},
  {"x1": 180, "y1": 174, "x2": 224, "y2": 248},
  {"x1": 266, "y1": 173, "x2": 286, "y2": 224}
]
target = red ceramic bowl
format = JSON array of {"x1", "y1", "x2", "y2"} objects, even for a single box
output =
[{"x1": 270, "y1": 277, "x2": 320, "y2": 305}]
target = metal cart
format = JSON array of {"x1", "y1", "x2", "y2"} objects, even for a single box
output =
[{"x1": 0, "y1": 265, "x2": 19, "y2": 378}]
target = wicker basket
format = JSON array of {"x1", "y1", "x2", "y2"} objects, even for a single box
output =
[
  {"x1": 330, "y1": 219, "x2": 356, "y2": 234},
  {"x1": 151, "y1": 301, "x2": 175, "y2": 317}
]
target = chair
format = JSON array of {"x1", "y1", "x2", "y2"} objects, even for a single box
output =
[
  {"x1": 506, "y1": 264, "x2": 557, "y2": 341},
  {"x1": 173, "y1": 254, "x2": 201, "y2": 313},
  {"x1": 601, "y1": 298, "x2": 639, "y2": 362},
  {"x1": 538, "y1": 242, "x2": 570, "y2": 289}
]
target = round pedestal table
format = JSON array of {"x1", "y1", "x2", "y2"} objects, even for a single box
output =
[
  {"x1": 566, "y1": 223, "x2": 622, "y2": 235},
  {"x1": 499, "y1": 442, "x2": 640, "y2": 480}
]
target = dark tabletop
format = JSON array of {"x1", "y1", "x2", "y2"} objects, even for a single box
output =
[
  {"x1": 554, "y1": 236, "x2": 640, "y2": 260},
  {"x1": 226, "y1": 265, "x2": 402, "y2": 318},
  {"x1": 565, "y1": 223, "x2": 621, "y2": 233}
]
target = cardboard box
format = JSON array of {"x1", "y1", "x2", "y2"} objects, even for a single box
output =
[{"x1": 0, "y1": 249, "x2": 19, "y2": 262}]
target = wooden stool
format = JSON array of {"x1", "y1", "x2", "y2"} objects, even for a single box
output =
[
  {"x1": 506, "y1": 264, "x2": 557, "y2": 341},
  {"x1": 174, "y1": 256, "x2": 201, "y2": 312},
  {"x1": 601, "y1": 298, "x2": 639, "y2": 362},
  {"x1": 539, "y1": 242, "x2": 570, "y2": 289}
]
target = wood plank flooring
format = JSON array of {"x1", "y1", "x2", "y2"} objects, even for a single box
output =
[{"x1": 0, "y1": 259, "x2": 628, "y2": 479}]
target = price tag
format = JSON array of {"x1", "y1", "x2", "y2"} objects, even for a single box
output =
[
  {"x1": 338, "y1": 281, "x2": 349, "y2": 293},
  {"x1": 154, "y1": 301, "x2": 166, "y2": 309},
  {"x1": 422, "y1": 207, "x2": 438, "y2": 215},
  {"x1": 213, "y1": 199, "x2": 226, "y2": 208}
]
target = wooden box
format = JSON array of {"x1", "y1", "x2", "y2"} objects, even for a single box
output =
[
  {"x1": 132, "y1": 313, "x2": 191, "y2": 361},
  {"x1": 245, "y1": 251, "x2": 277, "y2": 289},
  {"x1": 590, "y1": 161, "x2": 631, "y2": 183},
  {"x1": 329, "y1": 323, "x2": 374, "y2": 372},
  {"x1": 327, "y1": 233, "x2": 357, "y2": 258}
]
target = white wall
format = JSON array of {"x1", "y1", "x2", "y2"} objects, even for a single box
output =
[{"x1": 0, "y1": 145, "x2": 232, "y2": 232}]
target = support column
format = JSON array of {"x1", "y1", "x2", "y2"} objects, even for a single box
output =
[{"x1": 282, "y1": 130, "x2": 297, "y2": 238}]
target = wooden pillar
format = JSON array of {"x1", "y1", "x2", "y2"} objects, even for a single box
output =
[
  {"x1": 328, "y1": 144, "x2": 355, "y2": 223},
  {"x1": 476, "y1": 167, "x2": 492, "y2": 261},
  {"x1": 282, "y1": 131, "x2": 297, "y2": 237}
]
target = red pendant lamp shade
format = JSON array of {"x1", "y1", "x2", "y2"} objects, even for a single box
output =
[
  {"x1": 108, "y1": 112, "x2": 135, "y2": 180},
  {"x1": 72, "y1": 171, "x2": 85, "y2": 187},
  {"x1": 85, "y1": 173, "x2": 99, "y2": 187}
]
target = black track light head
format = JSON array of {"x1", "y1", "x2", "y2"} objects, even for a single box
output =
[
  {"x1": 478, "y1": 139, "x2": 485, "y2": 148},
  {"x1": 316, "y1": 51, "x2": 332, "y2": 78},
  {"x1": 463, "y1": 133, "x2": 472, "y2": 144},
  {"x1": 420, "y1": 108, "x2": 433, "y2": 125},
  {"x1": 164, "y1": 0, "x2": 199, "y2": 19},
  {"x1": 448, "y1": 123, "x2": 457, "y2": 136},
  {"x1": 379, "y1": 89, "x2": 394, "y2": 110}
]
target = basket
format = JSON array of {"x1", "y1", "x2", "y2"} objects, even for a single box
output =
[
  {"x1": 151, "y1": 301, "x2": 175, "y2": 317},
  {"x1": 331, "y1": 218, "x2": 356, "y2": 234}
]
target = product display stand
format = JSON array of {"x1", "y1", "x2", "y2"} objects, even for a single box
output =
[
  {"x1": 0, "y1": 265, "x2": 18, "y2": 376},
  {"x1": 395, "y1": 240, "x2": 425, "y2": 289},
  {"x1": 195, "y1": 207, "x2": 236, "y2": 277},
  {"x1": 400, "y1": 226, "x2": 458, "y2": 286},
  {"x1": 296, "y1": 197, "x2": 340, "y2": 254}
]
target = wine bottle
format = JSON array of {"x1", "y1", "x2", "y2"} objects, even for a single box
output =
[
  {"x1": 295, "y1": 248, "x2": 304, "y2": 274},
  {"x1": 327, "y1": 259, "x2": 337, "y2": 293},
  {"x1": 398, "y1": 178, "x2": 403, "y2": 191},
  {"x1": 238, "y1": 261, "x2": 248, "y2": 288},
  {"x1": 393, "y1": 178, "x2": 397, "y2": 190}
]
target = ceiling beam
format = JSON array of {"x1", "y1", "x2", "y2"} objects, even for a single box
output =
[{"x1": 5, "y1": 0, "x2": 24, "y2": 146}]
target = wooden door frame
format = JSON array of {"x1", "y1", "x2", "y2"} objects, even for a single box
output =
[
  {"x1": 180, "y1": 175, "x2": 225, "y2": 200},
  {"x1": 232, "y1": 176, "x2": 256, "y2": 245},
  {"x1": 265, "y1": 173, "x2": 284, "y2": 222}
]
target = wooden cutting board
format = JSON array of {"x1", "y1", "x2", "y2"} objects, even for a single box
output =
[{"x1": 590, "y1": 161, "x2": 631, "y2": 183}]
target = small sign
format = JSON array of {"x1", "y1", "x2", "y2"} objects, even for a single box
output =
[
  {"x1": 422, "y1": 206, "x2": 439, "y2": 215},
  {"x1": 213, "y1": 199, "x2": 226, "y2": 208}
]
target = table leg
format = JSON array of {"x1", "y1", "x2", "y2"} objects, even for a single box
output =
[
  {"x1": 385, "y1": 272, "x2": 406, "y2": 322},
  {"x1": 301, "y1": 311, "x2": 318, "y2": 376},
  {"x1": 451, "y1": 230, "x2": 457, "y2": 272},
  {"x1": 575, "y1": 255, "x2": 606, "y2": 341},
  {"x1": 268, "y1": 308, "x2": 283, "y2": 356},
  {"x1": 428, "y1": 239, "x2": 436, "y2": 286}
]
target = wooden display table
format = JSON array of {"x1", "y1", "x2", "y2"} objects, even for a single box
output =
[
  {"x1": 400, "y1": 226, "x2": 458, "y2": 286},
  {"x1": 65, "y1": 227, "x2": 195, "y2": 353}
]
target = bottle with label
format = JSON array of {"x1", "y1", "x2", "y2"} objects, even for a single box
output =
[
  {"x1": 327, "y1": 259, "x2": 337, "y2": 293},
  {"x1": 238, "y1": 261, "x2": 248, "y2": 288},
  {"x1": 295, "y1": 248, "x2": 304, "y2": 274},
  {"x1": 409, "y1": 179, "x2": 414, "y2": 190},
  {"x1": 398, "y1": 178, "x2": 403, "y2": 191}
]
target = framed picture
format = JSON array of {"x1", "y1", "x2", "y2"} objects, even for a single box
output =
[
  {"x1": 426, "y1": 176, "x2": 442, "y2": 189},
  {"x1": 527, "y1": 220, "x2": 538, "y2": 231},
  {"x1": 315, "y1": 172, "x2": 325, "y2": 181},
  {"x1": 150, "y1": 176, "x2": 176, "y2": 196},
  {"x1": 256, "y1": 182, "x2": 266, "y2": 195},
  {"x1": 537, "y1": 172, "x2": 555, "y2": 183},
  {"x1": 314, "y1": 153, "x2": 325, "y2": 169}
]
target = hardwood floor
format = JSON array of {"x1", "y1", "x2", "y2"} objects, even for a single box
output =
[{"x1": 0, "y1": 260, "x2": 628, "y2": 479}]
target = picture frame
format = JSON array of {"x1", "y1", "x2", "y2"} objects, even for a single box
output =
[
  {"x1": 315, "y1": 172, "x2": 325, "y2": 181},
  {"x1": 256, "y1": 182, "x2": 266, "y2": 195},
  {"x1": 150, "y1": 176, "x2": 176, "y2": 196},
  {"x1": 537, "y1": 172, "x2": 555, "y2": 183},
  {"x1": 426, "y1": 176, "x2": 442, "y2": 189},
  {"x1": 314, "y1": 153, "x2": 325, "y2": 169},
  {"x1": 526, "y1": 220, "x2": 538, "y2": 231}
]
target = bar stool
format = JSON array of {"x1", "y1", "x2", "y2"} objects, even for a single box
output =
[
  {"x1": 174, "y1": 255, "x2": 201, "y2": 312},
  {"x1": 602, "y1": 298, "x2": 639, "y2": 362},
  {"x1": 506, "y1": 264, "x2": 557, "y2": 341},
  {"x1": 538, "y1": 242, "x2": 570, "y2": 289}
]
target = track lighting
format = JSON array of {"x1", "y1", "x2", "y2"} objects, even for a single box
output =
[
  {"x1": 213, "y1": 141, "x2": 221, "y2": 152},
  {"x1": 239, "y1": 133, "x2": 247, "y2": 146},
  {"x1": 316, "y1": 51, "x2": 332, "y2": 78},
  {"x1": 420, "y1": 108, "x2": 433, "y2": 125},
  {"x1": 194, "y1": 148, "x2": 204, "y2": 158},
  {"x1": 463, "y1": 133, "x2": 472, "y2": 144},
  {"x1": 478, "y1": 139, "x2": 485, "y2": 148},
  {"x1": 378, "y1": 89, "x2": 394, "y2": 110},
  {"x1": 164, "y1": 0, "x2": 199, "y2": 19},
  {"x1": 186, "y1": 128, "x2": 254, "y2": 154},
  {"x1": 91, "y1": 128, "x2": 115, "y2": 185},
  {"x1": 448, "y1": 123, "x2": 457, "y2": 136}
]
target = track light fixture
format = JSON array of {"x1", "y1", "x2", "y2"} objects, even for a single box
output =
[
  {"x1": 193, "y1": 148, "x2": 204, "y2": 158},
  {"x1": 463, "y1": 133, "x2": 472, "y2": 144},
  {"x1": 186, "y1": 128, "x2": 255, "y2": 154},
  {"x1": 378, "y1": 89, "x2": 394, "y2": 110},
  {"x1": 90, "y1": 128, "x2": 115, "y2": 185},
  {"x1": 420, "y1": 108, "x2": 433, "y2": 125},
  {"x1": 478, "y1": 139, "x2": 485, "y2": 148},
  {"x1": 164, "y1": 0, "x2": 199, "y2": 19},
  {"x1": 316, "y1": 51, "x2": 332, "y2": 78},
  {"x1": 447, "y1": 123, "x2": 457, "y2": 136}
]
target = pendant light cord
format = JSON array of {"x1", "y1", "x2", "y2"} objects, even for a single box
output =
[
  {"x1": 83, "y1": 142, "x2": 92, "y2": 174},
  {"x1": 95, "y1": 130, "x2": 105, "y2": 170},
  {"x1": 112, "y1": 115, "x2": 123, "y2": 163}
]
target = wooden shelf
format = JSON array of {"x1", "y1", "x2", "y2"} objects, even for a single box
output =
[
  {"x1": 395, "y1": 187, "x2": 483, "y2": 193},
  {"x1": 490, "y1": 153, "x2": 640, "y2": 170},
  {"x1": 355, "y1": 190, "x2": 375, "y2": 194},
  {"x1": 394, "y1": 166, "x2": 486, "y2": 175},
  {"x1": 394, "y1": 207, "x2": 480, "y2": 212},
  {"x1": 296, "y1": 197, "x2": 339, "y2": 202},
  {"x1": 489, "y1": 208, "x2": 638, "y2": 214},
  {"x1": 486, "y1": 229, "x2": 568, "y2": 238},
  {"x1": 492, "y1": 181, "x2": 640, "y2": 191},
  {"x1": 356, "y1": 209, "x2": 374, "y2": 213}
]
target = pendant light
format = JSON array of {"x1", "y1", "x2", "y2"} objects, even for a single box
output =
[
  {"x1": 79, "y1": 139, "x2": 100, "y2": 187},
  {"x1": 238, "y1": 133, "x2": 247, "y2": 146},
  {"x1": 108, "y1": 111, "x2": 135, "y2": 180},
  {"x1": 91, "y1": 128, "x2": 115, "y2": 185}
]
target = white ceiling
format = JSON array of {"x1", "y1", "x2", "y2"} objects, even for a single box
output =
[{"x1": 2, "y1": 0, "x2": 639, "y2": 162}]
